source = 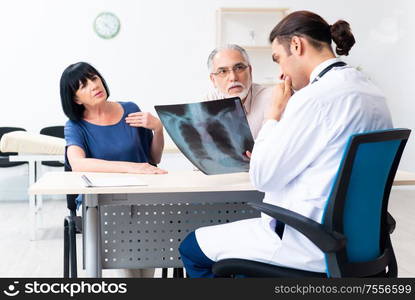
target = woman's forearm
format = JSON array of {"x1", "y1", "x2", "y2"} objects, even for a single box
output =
[
  {"x1": 70, "y1": 157, "x2": 166, "y2": 174},
  {"x1": 70, "y1": 157, "x2": 147, "y2": 173}
]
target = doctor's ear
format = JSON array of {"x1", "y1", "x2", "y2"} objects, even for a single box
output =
[{"x1": 290, "y1": 36, "x2": 302, "y2": 54}]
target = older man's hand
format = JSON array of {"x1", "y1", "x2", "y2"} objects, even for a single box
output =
[{"x1": 266, "y1": 76, "x2": 293, "y2": 121}]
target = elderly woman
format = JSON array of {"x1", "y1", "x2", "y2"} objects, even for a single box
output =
[
  {"x1": 60, "y1": 61, "x2": 166, "y2": 175},
  {"x1": 60, "y1": 62, "x2": 166, "y2": 277}
]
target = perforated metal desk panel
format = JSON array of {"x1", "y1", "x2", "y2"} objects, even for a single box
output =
[
  {"x1": 30, "y1": 171, "x2": 264, "y2": 277},
  {"x1": 98, "y1": 192, "x2": 262, "y2": 269}
]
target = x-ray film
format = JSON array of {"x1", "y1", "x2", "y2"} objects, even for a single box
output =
[{"x1": 155, "y1": 97, "x2": 254, "y2": 175}]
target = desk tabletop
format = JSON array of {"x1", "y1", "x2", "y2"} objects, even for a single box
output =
[
  {"x1": 29, "y1": 169, "x2": 415, "y2": 196},
  {"x1": 9, "y1": 154, "x2": 64, "y2": 162},
  {"x1": 29, "y1": 171, "x2": 254, "y2": 195},
  {"x1": 394, "y1": 170, "x2": 415, "y2": 186}
]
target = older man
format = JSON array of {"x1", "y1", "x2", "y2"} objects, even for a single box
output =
[{"x1": 205, "y1": 44, "x2": 272, "y2": 139}]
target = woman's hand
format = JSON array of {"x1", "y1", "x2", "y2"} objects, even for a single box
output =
[
  {"x1": 126, "y1": 111, "x2": 165, "y2": 165},
  {"x1": 241, "y1": 150, "x2": 252, "y2": 162},
  {"x1": 130, "y1": 162, "x2": 167, "y2": 174},
  {"x1": 125, "y1": 112, "x2": 163, "y2": 132}
]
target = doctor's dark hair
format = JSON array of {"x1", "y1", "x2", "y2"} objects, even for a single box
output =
[
  {"x1": 269, "y1": 11, "x2": 355, "y2": 56},
  {"x1": 60, "y1": 62, "x2": 110, "y2": 121}
]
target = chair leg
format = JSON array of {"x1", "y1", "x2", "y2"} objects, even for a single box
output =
[
  {"x1": 63, "y1": 219, "x2": 69, "y2": 278},
  {"x1": 173, "y1": 268, "x2": 184, "y2": 278},
  {"x1": 162, "y1": 268, "x2": 168, "y2": 278},
  {"x1": 68, "y1": 218, "x2": 78, "y2": 278},
  {"x1": 386, "y1": 235, "x2": 398, "y2": 277}
]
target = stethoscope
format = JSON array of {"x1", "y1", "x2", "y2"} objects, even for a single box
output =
[
  {"x1": 281, "y1": 61, "x2": 347, "y2": 94},
  {"x1": 311, "y1": 61, "x2": 347, "y2": 84}
]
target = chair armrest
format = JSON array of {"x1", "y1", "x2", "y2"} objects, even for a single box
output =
[
  {"x1": 386, "y1": 212, "x2": 396, "y2": 234},
  {"x1": 248, "y1": 202, "x2": 346, "y2": 253}
]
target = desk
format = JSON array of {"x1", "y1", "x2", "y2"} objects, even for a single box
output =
[
  {"x1": 393, "y1": 170, "x2": 415, "y2": 186},
  {"x1": 29, "y1": 171, "x2": 263, "y2": 277},
  {"x1": 9, "y1": 154, "x2": 64, "y2": 240}
]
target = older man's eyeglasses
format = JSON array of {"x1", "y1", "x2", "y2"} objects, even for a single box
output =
[{"x1": 211, "y1": 63, "x2": 249, "y2": 78}]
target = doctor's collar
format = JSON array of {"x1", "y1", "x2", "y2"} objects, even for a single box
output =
[{"x1": 309, "y1": 57, "x2": 342, "y2": 84}]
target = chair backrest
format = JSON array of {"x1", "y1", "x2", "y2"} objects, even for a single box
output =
[
  {"x1": 322, "y1": 128, "x2": 411, "y2": 277},
  {"x1": 40, "y1": 126, "x2": 64, "y2": 167},
  {"x1": 0, "y1": 127, "x2": 27, "y2": 167},
  {"x1": 0, "y1": 127, "x2": 26, "y2": 156},
  {"x1": 40, "y1": 126, "x2": 64, "y2": 138}
]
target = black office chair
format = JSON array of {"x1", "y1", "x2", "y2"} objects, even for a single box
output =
[
  {"x1": 40, "y1": 126, "x2": 65, "y2": 167},
  {"x1": 0, "y1": 127, "x2": 27, "y2": 168},
  {"x1": 63, "y1": 147, "x2": 82, "y2": 278},
  {"x1": 213, "y1": 129, "x2": 411, "y2": 278}
]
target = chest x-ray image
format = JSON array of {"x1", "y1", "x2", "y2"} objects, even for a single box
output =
[{"x1": 155, "y1": 98, "x2": 254, "y2": 175}]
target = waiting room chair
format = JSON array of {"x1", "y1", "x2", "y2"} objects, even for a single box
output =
[
  {"x1": 40, "y1": 126, "x2": 65, "y2": 167},
  {"x1": 0, "y1": 127, "x2": 27, "y2": 168},
  {"x1": 63, "y1": 148, "x2": 82, "y2": 278},
  {"x1": 212, "y1": 129, "x2": 411, "y2": 278}
]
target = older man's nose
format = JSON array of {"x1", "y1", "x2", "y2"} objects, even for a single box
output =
[{"x1": 228, "y1": 69, "x2": 238, "y2": 81}]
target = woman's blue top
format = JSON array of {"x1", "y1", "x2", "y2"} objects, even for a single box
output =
[{"x1": 64, "y1": 101, "x2": 153, "y2": 208}]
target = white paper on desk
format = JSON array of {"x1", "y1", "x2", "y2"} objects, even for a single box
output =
[{"x1": 81, "y1": 175, "x2": 147, "y2": 187}]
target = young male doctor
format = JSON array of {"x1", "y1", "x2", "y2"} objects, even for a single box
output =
[{"x1": 179, "y1": 10, "x2": 393, "y2": 277}]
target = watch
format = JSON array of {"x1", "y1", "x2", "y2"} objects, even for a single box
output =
[{"x1": 93, "y1": 12, "x2": 121, "y2": 39}]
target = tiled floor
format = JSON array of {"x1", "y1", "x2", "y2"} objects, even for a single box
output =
[{"x1": 0, "y1": 188, "x2": 414, "y2": 277}]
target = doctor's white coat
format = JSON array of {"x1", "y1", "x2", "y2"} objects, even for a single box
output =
[{"x1": 195, "y1": 58, "x2": 393, "y2": 273}]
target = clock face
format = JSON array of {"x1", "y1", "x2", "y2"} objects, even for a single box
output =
[{"x1": 94, "y1": 12, "x2": 120, "y2": 39}]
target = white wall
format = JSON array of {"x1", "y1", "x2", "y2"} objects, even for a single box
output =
[{"x1": 1, "y1": 0, "x2": 414, "y2": 172}]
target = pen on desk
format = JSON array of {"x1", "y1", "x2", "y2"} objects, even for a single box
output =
[{"x1": 81, "y1": 175, "x2": 93, "y2": 187}]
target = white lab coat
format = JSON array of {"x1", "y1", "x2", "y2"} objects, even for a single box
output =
[{"x1": 195, "y1": 58, "x2": 393, "y2": 273}]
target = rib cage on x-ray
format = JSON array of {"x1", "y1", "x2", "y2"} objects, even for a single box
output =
[{"x1": 155, "y1": 98, "x2": 254, "y2": 175}]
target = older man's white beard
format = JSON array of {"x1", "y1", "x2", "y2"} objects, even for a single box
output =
[{"x1": 224, "y1": 82, "x2": 251, "y2": 101}]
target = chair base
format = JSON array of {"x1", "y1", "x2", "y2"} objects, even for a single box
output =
[
  {"x1": 162, "y1": 268, "x2": 185, "y2": 278},
  {"x1": 63, "y1": 215, "x2": 82, "y2": 278},
  {"x1": 213, "y1": 259, "x2": 326, "y2": 278}
]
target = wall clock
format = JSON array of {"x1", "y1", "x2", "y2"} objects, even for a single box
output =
[{"x1": 93, "y1": 12, "x2": 121, "y2": 39}]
